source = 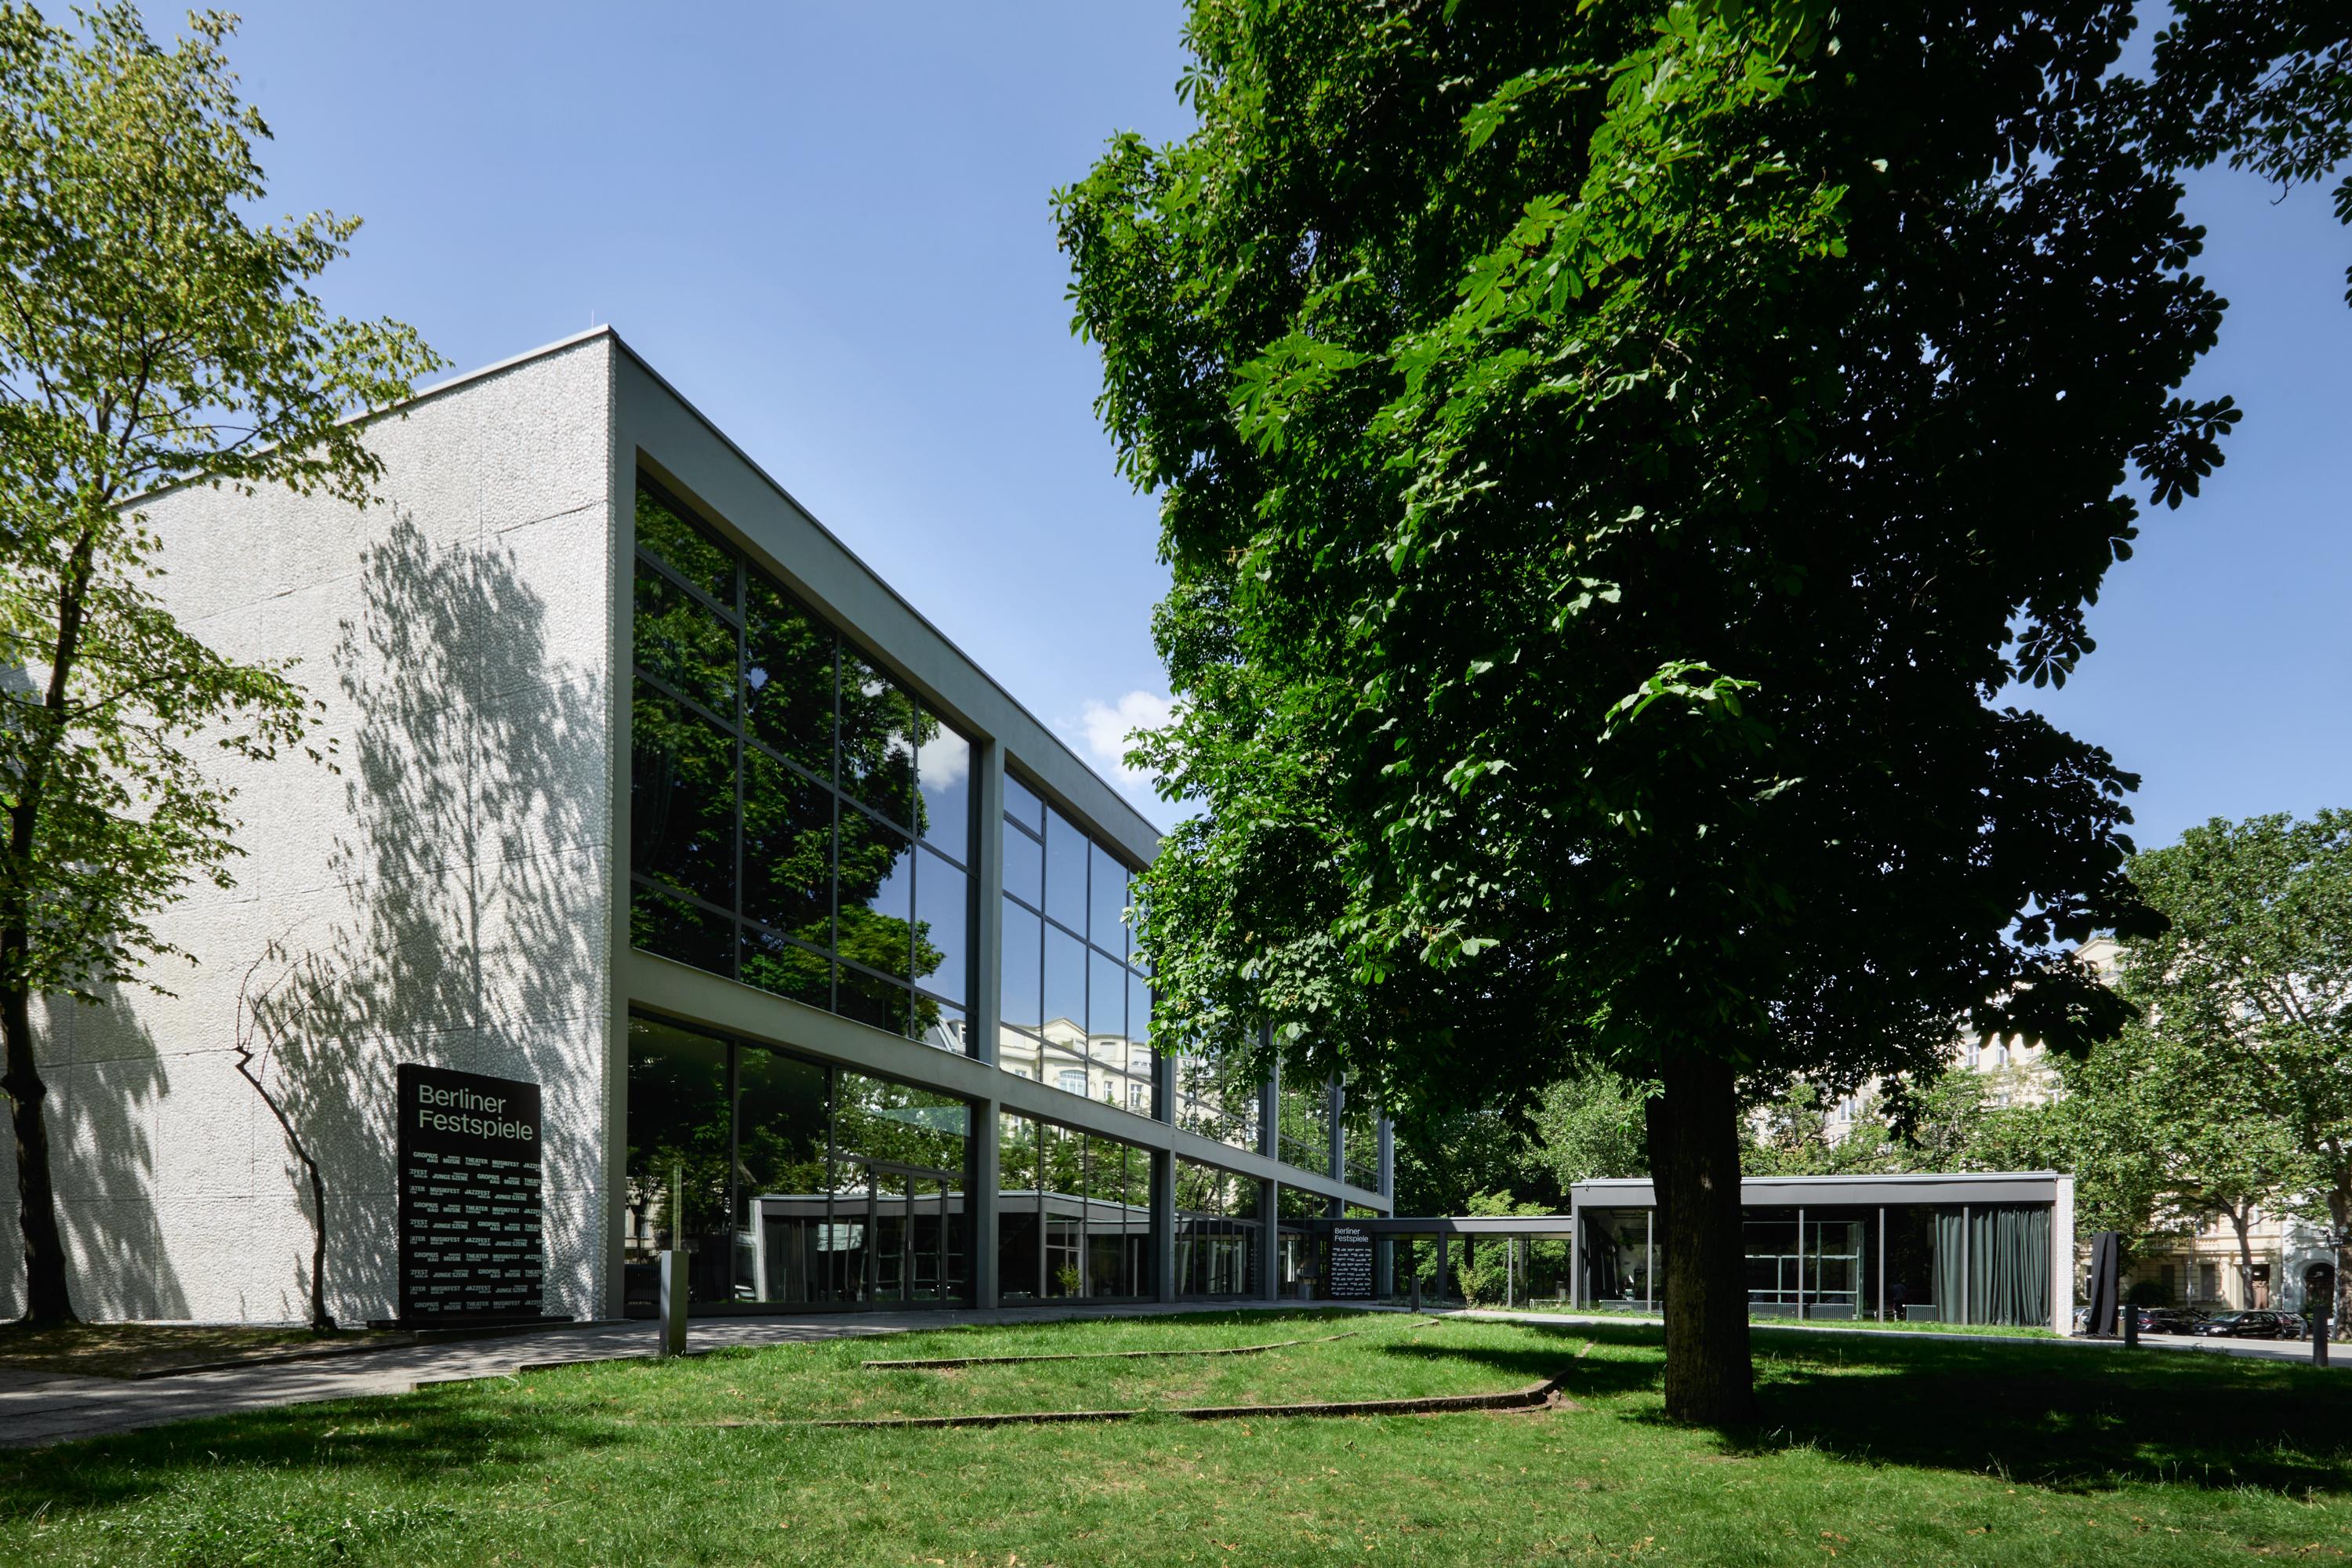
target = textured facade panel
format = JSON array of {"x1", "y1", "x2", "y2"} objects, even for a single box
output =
[{"x1": 3, "y1": 338, "x2": 618, "y2": 1324}]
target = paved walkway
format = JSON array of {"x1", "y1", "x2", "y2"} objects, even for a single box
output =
[{"x1": 0, "y1": 1299, "x2": 1342, "y2": 1450}]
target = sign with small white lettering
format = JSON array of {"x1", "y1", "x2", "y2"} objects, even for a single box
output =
[
  {"x1": 1328, "y1": 1223, "x2": 1374, "y2": 1300},
  {"x1": 396, "y1": 1064, "x2": 544, "y2": 1323}
]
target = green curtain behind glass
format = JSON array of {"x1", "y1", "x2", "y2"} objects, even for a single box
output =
[
  {"x1": 1971, "y1": 1205, "x2": 2051, "y2": 1327},
  {"x1": 1932, "y1": 1208, "x2": 1966, "y2": 1319},
  {"x1": 1931, "y1": 1205, "x2": 2049, "y2": 1326}
]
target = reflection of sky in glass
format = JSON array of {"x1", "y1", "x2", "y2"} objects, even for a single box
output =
[
  {"x1": 1002, "y1": 818, "x2": 1042, "y2": 905},
  {"x1": 1045, "y1": 808, "x2": 1088, "y2": 931},
  {"x1": 1090, "y1": 949, "x2": 1126, "y2": 1039},
  {"x1": 1089, "y1": 841, "x2": 1127, "y2": 954},
  {"x1": 916, "y1": 725, "x2": 971, "y2": 862},
  {"x1": 1000, "y1": 900, "x2": 1041, "y2": 1028},
  {"x1": 915, "y1": 849, "x2": 967, "y2": 1004},
  {"x1": 864, "y1": 838, "x2": 913, "y2": 925},
  {"x1": 1044, "y1": 926, "x2": 1086, "y2": 1027}
]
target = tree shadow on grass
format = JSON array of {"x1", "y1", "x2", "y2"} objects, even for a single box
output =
[
  {"x1": 1735, "y1": 1334, "x2": 2352, "y2": 1496},
  {"x1": 0, "y1": 1383, "x2": 633, "y2": 1519},
  {"x1": 1376, "y1": 1321, "x2": 1666, "y2": 1400}
]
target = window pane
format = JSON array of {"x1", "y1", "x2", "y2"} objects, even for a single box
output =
[
  {"x1": 735, "y1": 1046, "x2": 828, "y2": 1221},
  {"x1": 630, "y1": 881, "x2": 733, "y2": 976},
  {"x1": 998, "y1": 1112, "x2": 1042, "y2": 1301},
  {"x1": 739, "y1": 928, "x2": 829, "y2": 1009},
  {"x1": 1004, "y1": 771, "x2": 1044, "y2": 833},
  {"x1": 742, "y1": 746, "x2": 833, "y2": 948},
  {"x1": 633, "y1": 563, "x2": 736, "y2": 721},
  {"x1": 1044, "y1": 807, "x2": 1087, "y2": 931},
  {"x1": 913, "y1": 848, "x2": 967, "y2": 1006},
  {"x1": 838, "y1": 648, "x2": 916, "y2": 827},
  {"x1": 1043, "y1": 1033, "x2": 1089, "y2": 1101},
  {"x1": 630, "y1": 681, "x2": 735, "y2": 907},
  {"x1": 837, "y1": 811, "x2": 913, "y2": 982},
  {"x1": 1129, "y1": 974, "x2": 1152, "y2": 1060},
  {"x1": 624, "y1": 1017, "x2": 731, "y2": 1301},
  {"x1": 1089, "y1": 841, "x2": 1128, "y2": 958},
  {"x1": 915, "y1": 711, "x2": 971, "y2": 864},
  {"x1": 998, "y1": 1028, "x2": 1042, "y2": 1082},
  {"x1": 743, "y1": 576, "x2": 833, "y2": 780},
  {"x1": 837, "y1": 969, "x2": 914, "y2": 1036},
  {"x1": 999, "y1": 896, "x2": 1041, "y2": 1031},
  {"x1": 911, "y1": 999, "x2": 966, "y2": 1054},
  {"x1": 1001, "y1": 816, "x2": 1043, "y2": 909},
  {"x1": 636, "y1": 485, "x2": 735, "y2": 611},
  {"x1": 1089, "y1": 949, "x2": 1127, "y2": 1054},
  {"x1": 837, "y1": 1071, "x2": 969, "y2": 1172},
  {"x1": 1044, "y1": 924, "x2": 1086, "y2": 1034}
]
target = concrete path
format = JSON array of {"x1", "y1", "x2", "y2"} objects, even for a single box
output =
[{"x1": 0, "y1": 1299, "x2": 1342, "y2": 1451}]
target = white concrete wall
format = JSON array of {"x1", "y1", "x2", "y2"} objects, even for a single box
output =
[{"x1": 1, "y1": 336, "x2": 617, "y2": 1324}]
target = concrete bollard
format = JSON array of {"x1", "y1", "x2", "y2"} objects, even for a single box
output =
[{"x1": 659, "y1": 1249, "x2": 688, "y2": 1359}]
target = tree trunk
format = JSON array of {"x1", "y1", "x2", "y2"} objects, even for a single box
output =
[
  {"x1": 1, "y1": 972, "x2": 76, "y2": 1326},
  {"x1": 1646, "y1": 1048, "x2": 1754, "y2": 1425},
  {"x1": 2228, "y1": 1207, "x2": 2256, "y2": 1307}
]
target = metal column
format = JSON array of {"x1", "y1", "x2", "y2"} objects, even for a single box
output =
[
  {"x1": 1796, "y1": 1206, "x2": 1806, "y2": 1321},
  {"x1": 1644, "y1": 1209, "x2": 1655, "y2": 1314},
  {"x1": 969, "y1": 1094, "x2": 1000, "y2": 1309},
  {"x1": 1876, "y1": 1207, "x2": 1886, "y2": 1323},
  {"x1": 1150, "y1": 1146, "x2": 1177, "y2": 1305}
]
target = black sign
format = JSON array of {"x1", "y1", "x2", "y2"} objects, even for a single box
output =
[
  {"x1": 396, "y1": 1064, "x2": 545, "y2": 1323},
  {"x1": 1328, "y1": 1223, "x2": 1374, "y2": 1300}
]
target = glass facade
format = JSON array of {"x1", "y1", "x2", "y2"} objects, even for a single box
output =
[
  {"x1": 1277, "y1": 1080, "x2": 1334, "y2": 1178},
  {"x1": 997, "y1": 771, "x2": 1155, "y2": 1113},
  {"x1": 1173, "y1": 1036, "x2": 1261, "y2": 1154},
  {"x1": 996, "y1": 1112, "x2": 1153, "y2": 1301},
  {"x1": 630, "y1": 479, "x2": 975, "y2": 1049},
  {"x1": 622, "y1": 479, "x2": 1393, "y2": 1319},
  {"x1": 1174, "y1": 1157, "x2": 1262, "y2": 1298},
  {"x1": 624, "y1": 1014, "x2": 973, "y2": 1307}
]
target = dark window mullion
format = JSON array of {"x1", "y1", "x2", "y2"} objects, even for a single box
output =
[
  {"x1": 630, "y1": 872, "x2": 735, "y2": 924},
  {"x1": 635, "y1": 546, "x2": 744, "y2": 630},
  {"x1": 829, "y1": 627, "x2": 842, "y2": 1016},
  {"x1": 733, "y1": 552, "x2": 746, "y2": 980},
  {"x1": 631, "y1": 665, "x2": 736, "y2": 740}
]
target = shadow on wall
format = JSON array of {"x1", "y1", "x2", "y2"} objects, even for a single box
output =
[
  {"x1": 36, "y1": 998, "x2": 189, "y2": 1321},
  {"x1": 243, "y1": 510, "x2": 607, "y2": 1324}
]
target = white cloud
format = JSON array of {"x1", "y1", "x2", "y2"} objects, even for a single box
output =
[
  {"x1": 916, "y1": 730, "x2": 970, "y2": 792},
  {"x1": 1080, "y1": 690, "x2": 1175, "y2": 786}
]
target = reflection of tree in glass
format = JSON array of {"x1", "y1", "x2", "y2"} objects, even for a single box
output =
[
  {"x1": 633, "y1": 485, "x2": 959, "y2": 1029},
  {"x1": 834, "y1": 1073, "x2": 967, "y2": 1174},
  {"x1": 1178, "y1": 1038, "x2": 1261, "y2": 1147},
  {"x1": 625, "y1": 1040, "x2": 731, "y2": 1242}
]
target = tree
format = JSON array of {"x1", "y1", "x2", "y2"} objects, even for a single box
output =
[
  {"x1": 2151, "y1": 0, "x2": 2352, "y2": 300},
  {"x1": 0, "y1": 6, "x2": 437, "y2": 1324},
  {"x1": 2114, "y1": 812, "x2": 2352, "y2": 1322},
  {"x1": 1061, "y1": 1, "x2": 2241, "y2": 1422},
  {"x1": 1524, "y1": 1073, "x2": 1651, "y2": 1193}
]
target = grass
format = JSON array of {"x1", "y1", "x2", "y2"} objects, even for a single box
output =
[
  {"x1": 1, "y1": 1308, "x2": 2347, "y2": 1566},
  {"x1": 0, "y1": 1323, "x2": 405, "y2": 1379}
]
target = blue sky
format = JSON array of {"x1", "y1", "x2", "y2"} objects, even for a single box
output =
[{"x1": 197, "y1": 3, "x2": 2347, "y2": 848}]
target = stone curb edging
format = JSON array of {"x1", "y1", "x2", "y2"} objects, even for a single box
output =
[
  {"x1": 862, "y1": 1327, "x2": 1371, "y2": 1371},
  {"x1": 799, "y1": 1369, "x2": 1577, "y2": 1430}
]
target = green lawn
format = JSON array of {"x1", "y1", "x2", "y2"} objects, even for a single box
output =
[{"x1": 2, "y1": 1309, "x2": 2347, "y2": 1566}]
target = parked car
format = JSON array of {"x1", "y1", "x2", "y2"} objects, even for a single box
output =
[
  {"x1": 2132, "y1": 1306, "x2": 2207, "y2": 1334},
  {"x1": 2193, "y1": 1309, "x2": 2303, "y2": 1339}
]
